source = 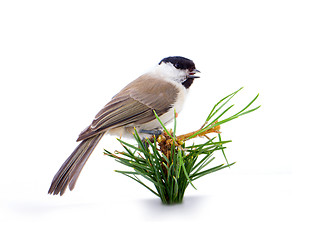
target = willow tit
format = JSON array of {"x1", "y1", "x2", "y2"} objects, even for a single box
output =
[{"x1": 48, "y1": 56, "x2": 200, "y2": 195}]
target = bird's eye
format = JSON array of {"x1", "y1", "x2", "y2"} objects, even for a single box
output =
[{"x1": 174, "y1": 63, "x2": 180, "y2": 69}]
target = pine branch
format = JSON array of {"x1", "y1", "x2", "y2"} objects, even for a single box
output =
[{"x1": 104, "y1": 88, "x2": 260, "y2": 204}]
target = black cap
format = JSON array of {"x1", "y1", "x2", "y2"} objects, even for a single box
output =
[{"x1": 159, "y1": 56, "x2": 196, "y2": 71}]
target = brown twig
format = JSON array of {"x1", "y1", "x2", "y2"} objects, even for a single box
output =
[{"x1": 177, "y1": 121, "x2": 221, "y2": 141}]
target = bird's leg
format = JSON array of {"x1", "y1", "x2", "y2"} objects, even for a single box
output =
[
  {"x1": 139, "y1": 129, "x2": 163, "y2": 149},
  {"x1": 140, "y1": 138, "x2": 149, "y2": 149},
  {"x1": 139, "y1": 129, "x2": 163, "y2": 138}
]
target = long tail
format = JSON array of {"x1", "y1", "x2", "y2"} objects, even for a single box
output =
[{"x1": 48, "y1": 133, "x2": 105, "y2": 196}]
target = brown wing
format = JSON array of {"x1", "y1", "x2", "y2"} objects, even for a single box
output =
[{"x1": 77, "y1": 75, "x2": 178, "y2": 141}]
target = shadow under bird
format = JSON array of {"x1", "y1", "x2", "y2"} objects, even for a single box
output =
[{"x1": 48, "y1": 56, "x2": 200, "y2": 195}]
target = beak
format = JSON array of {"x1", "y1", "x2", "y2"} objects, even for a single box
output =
[{"x1": 188, "y1": 69, "x2": 201, "y2": 79}]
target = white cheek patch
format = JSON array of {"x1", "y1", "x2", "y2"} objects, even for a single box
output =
[{"x1": 153, "y1": 62, "x2": 187, "y2": 84}]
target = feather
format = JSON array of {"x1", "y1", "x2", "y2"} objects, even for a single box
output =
[{"x1": 48, "y1": 133, "x2": 104, "y2": 195}]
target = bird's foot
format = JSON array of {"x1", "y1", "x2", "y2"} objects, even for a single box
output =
[{"x1": 139, "y1": 129, "x2": 163, "y2": 138}]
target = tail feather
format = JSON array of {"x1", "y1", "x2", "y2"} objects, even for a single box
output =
[{"x1": 48, "y1": 133, "x2": 105, "y2": 195}]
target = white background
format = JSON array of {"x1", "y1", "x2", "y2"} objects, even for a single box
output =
[{"x1": 1, "y1": 0, "x2": 315, "y2": 239}]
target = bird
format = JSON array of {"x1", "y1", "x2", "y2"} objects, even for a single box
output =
[{"x1": 48, "y1": 56, "x2": 200, "y2": 195}]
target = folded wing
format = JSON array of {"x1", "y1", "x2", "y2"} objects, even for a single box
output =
[{"x1": 77, "y1": 76, "x2": 178, "y2": 141}]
